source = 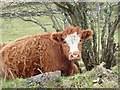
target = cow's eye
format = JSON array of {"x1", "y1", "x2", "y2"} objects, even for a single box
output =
[{"x1": 80, "y1": 40, "x2": 82, "y2": 42}]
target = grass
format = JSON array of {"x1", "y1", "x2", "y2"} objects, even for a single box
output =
[
  {"x1": 1, "y1": 78, "x2": 27, "y2": 88},
  {"x1": 53, "y1": 64, "x2": 119, "y2": 88},
  {"x1": 1, "y1": 16, "x2": 57, "y2": 43},
  {"x1": 1, "y1": 64, "x2": 119, "y2": 88}
]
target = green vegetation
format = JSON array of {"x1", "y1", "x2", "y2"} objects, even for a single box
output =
[
  {"x1": 1, "y1": 78, "x2": 27, "y2": 88},
  {"x1": 1, "y1": 64, "x2": 119, "y2": 88},
  {"x1": 1, "y1": 16, "x2": 57, "y2": 43},
  {"x1": 59, "y1": 65, "x2": 119, "y2": 88}
]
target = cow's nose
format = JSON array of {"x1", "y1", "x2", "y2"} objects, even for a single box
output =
[{"x1": 69, "y1": 51, "x2": 81, "y2": 60}]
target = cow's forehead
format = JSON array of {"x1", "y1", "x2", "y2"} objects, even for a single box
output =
[
  {"x1": 65, "y1": 32, "x2": 80, "y2": 41},
  {"x1": 62, "y1": 26, "x2": 82, "y2": 37}
]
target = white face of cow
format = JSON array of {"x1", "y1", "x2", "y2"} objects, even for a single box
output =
[
  {"x1": 51, "y1": 25, "x2": 93, "y2": 61},
  {"x1": 65, "y1": 32, "x2": 80, "y2": 55},
  {"x1": 64, "y1": 32, "x2": 81, "y2": 60}
]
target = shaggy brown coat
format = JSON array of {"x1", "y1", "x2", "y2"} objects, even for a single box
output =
[{"x1": 0, "y1": 25, "x2": 93, "y2": 79}]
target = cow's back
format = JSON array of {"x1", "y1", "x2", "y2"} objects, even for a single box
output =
[{"x1": 0, "y1": 34, "x2": 70, "y2": 79}]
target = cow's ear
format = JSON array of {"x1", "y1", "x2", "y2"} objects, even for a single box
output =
[
  {"x1": 81, "y1": 29, "x2": 93, "y2": 40},
  {"x1": 51, "y1": 32, "x2": 63, "y2": 43}
]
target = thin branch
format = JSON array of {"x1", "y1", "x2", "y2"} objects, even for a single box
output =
[
  {"x1": 111, "y1": 12, "x2": 120, "y2": 34},
  {"x1": 15, "y1": 13, "x2": 47, "y2": 32},
  {"x1": 54, "y1": 2, "x2": 70, "y2": 13},
  {"x1": 44, "y1": 3, "x2": 62, "y2": 32}
]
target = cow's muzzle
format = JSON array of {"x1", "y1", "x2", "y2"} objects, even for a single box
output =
[{"x1": 69, "y1": 51, "x2": 81, "y2": 61}]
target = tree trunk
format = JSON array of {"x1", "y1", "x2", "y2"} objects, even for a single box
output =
[{"x1": 55, "y1": 2, "x2": 97, "y2": 70}]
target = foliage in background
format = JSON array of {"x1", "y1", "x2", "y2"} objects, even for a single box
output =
[
  {"x1": 54, "y1": 2, "x2": 119, "y2": 69},
  {"x1": 1, "y1": 2, "x2": 64, "y2": 32}
]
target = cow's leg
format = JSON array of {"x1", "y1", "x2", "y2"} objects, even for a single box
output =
[{"x1": 68, "y1": 63, "x2": 79, "y2": 75}]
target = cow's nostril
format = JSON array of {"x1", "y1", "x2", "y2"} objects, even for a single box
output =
[{"x1": 70, "y1": 54, "x2": 74, "y2": 58}]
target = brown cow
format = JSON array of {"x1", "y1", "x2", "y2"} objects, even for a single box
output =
[
  {"x1": 0, "y1": 25, "x2": 93, "y2": 79},
  {"x1": 0, "y1": 43, "x2": 5, "y2": 50}
]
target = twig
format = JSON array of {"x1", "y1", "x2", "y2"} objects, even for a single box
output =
[
  {"x1": 37, "y1": 68, "x2": 43, "y2": 74},
  {"x1": 15, "y1": 12, "x2": 47, "y2": 32}
]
